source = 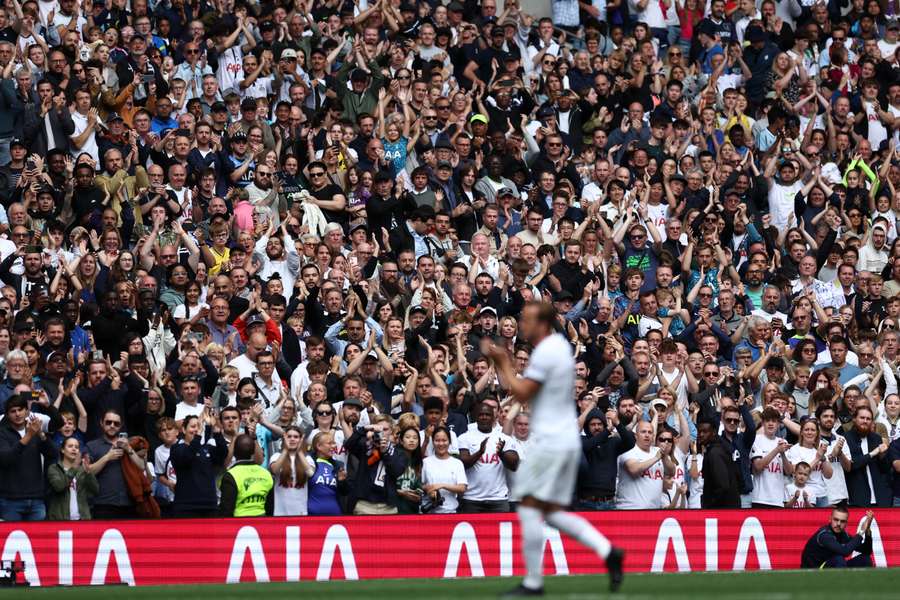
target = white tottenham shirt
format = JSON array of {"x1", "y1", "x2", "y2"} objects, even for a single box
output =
[
  {"x1": 823, "y1": 435, "x2": 851, "y2": 504},
  {"x1": 785, "y1": 444, "x2": 830, "y2": 501},
  {"x1": 422, "y1": 455, "x2": 468, "y2": 513},
  {"x1": 615, "y1": 445, "x2": 664, "y2": 509},
  {"x1": 522, "y1": 333, "x2": 580, "y2": 450},
  {"x1": 750, "y1": 435, "x2": 788, "y2": 507},
  {"x1": 457, "y1": 429, "x2": 517, "y2": 501}
]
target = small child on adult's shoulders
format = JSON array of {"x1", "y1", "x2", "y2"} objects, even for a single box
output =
[
  {"x1": 784, "y1": 461, "x2": 815, "y2": 508},
  {"x1": 657, "y1": 288, "x2": 690, "y2": 337}
]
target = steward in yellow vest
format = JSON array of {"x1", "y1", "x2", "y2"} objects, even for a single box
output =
[{"x1": 219, "y1": 434, "x2": 274, "y2": 517}]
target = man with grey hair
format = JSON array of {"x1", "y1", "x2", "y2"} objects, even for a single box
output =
[
  {"x1": 751, "y1": 284, "x2": 788, "y2": 324},
  {"x1": 0, "y1": 349, "x2": 29, "y2": 411},
  {"x1": 733, "y1": 315, "x2": 772, "y2": 363}
]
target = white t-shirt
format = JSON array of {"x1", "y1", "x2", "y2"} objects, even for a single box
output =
[
  {"x1": 172, "y1": 303, "x2": 209, "y2": 321},
  {"x1": 646, "y1": 202, "x2": 669, "y2": 242},
  {"x1": 457, "y1": 428, "x2": 516, "y2": 502},
  {"x1": 174, "y1": 402, "x2": 204, "y2": 424},
  {"x1": 227, "y1": 353, "x2": 257, "y2": 380},
  {"x1": 688, "y1": 453, "x2": 704, "y2": 509},
  {"x1": 153, "y1": 444, "x2": 176, "y2": 503},
  {"x1": 70, "y1": 111, "x2": 100, "y2": 164},
  {"x1": 522, "y1": 333, "x2": 579, "y2": 450},
  {"x1": 767, "y1": 180, "x2": 804, "y2": 230},
  {"x1": 269, "y1": 453, "x2": 311, "y2": 516},
  {"x1": 615, "y1": 445, "x2": 664, "y2": 509},
  {"x1": 785, "y1": 444, "x2": 830, "y2": 500},
  {"x1": 422, "y1": 455, "x2": 468, "y2": 513},
  {"x1": 655, "y1": 366, "x2": 689, "y2": 408},
  {"x1": 784, "y1": 482, "x2": 815, "y2": 507},
  {"x1": 419, "y1": 429, "x2": 459, "y2": 458},
  {"x1": 750, "y1": 435, "x2": 788, "y2": 506},
  {"x1": 823, "y1": 435, "x2": 851, "y2": 505}
]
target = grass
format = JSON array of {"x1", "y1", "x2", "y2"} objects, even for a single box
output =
[{"x1": 0, "y1": 569, "x2": 894, "y2": 599}]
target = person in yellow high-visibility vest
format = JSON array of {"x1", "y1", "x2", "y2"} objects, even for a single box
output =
[{"x1": 219, "y1": 434, "x2": 274, "y2": 517}]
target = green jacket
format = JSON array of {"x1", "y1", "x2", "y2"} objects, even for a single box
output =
[
  {"x1": 46, "y1": 463, "x2": 100, "y2": 521},
  {"x1": 335, "y1": 59, "x2": 386, "y2": 122}
]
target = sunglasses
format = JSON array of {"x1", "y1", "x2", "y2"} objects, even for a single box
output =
[
  {"x1": 724, "y1": 418, "x2": 741, "y2": 425},
  {"x1": 316, "y1": 411, "x2": 333, "y2": 417},
  {"x1": 309, "y1": 171, "x2": 325, "y2": 177},
  {"x1": 658, "y1": 438, "x2": 674, "y2": 443},
  {"x1": 104, "y1": 420, "x2": 121, "y2": 426}
]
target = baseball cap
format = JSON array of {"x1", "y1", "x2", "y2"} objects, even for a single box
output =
[
  {"x1": 555, "y1": 290, "x2": 575, "y2": 302},
  {"x1": 246, "y1": 314, "x2": 265, "y2": 327},
  {"x1": 497, "y1": 187, "x2": 515, "y2": 197},
  {"x1": 479, "y1": 306, "x2": 498, "y2": 316},
  {"x1": 409, "y1": 305, "x2": 428, "y2": 315},
  {"x1": 9, "y1": 138, "x2": 26, "y2": 149},
  {"x1": 436, "y1": 160, "x2": 453, "y2": 170},
  {"x1": 746, "y1": 25, "x2": 765, "y2": 43},
  {"x1": 280, "y1": 48, "x2": 298, "y2": 60},
  {"x1": 107, "y1": 112, "x2": 124, "y2": 123},
  {"x1": 230, "y1": 130, "x2": 248, "y2": 142},
  {"x1": 46, "y1": 350, "x2": 67, "y2": 363},
  {"x1": 343, "y1": 397, "x2": 364, "y2": 409},
  {"x1": 470, "y1": 113, "x2": 488, "y2": 125},
  {"x1": 349, "y1": 220, "x2": 368, "y2": 234},
  {"x1": 447, "y1": 0, "x2": 464, "y2": 11}
]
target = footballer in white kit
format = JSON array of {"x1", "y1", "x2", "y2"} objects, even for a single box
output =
[{"x1": 484, "y1": 302, "x2": 625, "y2": 597}]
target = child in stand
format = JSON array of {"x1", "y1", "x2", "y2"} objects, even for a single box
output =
[
  {"x1": 656, "y1": 288, "x2": 691, "y2": 337},
  {"x1": 662, "y1": 466, "x2": 688, "y2": 509},
  {"x1": 153, "y1": 418, "x2": 179, "y2": 517},
  {"x1": 785, "y1": 364, "x2": 811, "y2": 416},
  {"x1": 784, "y1": 461, "x2": 815, "y2": 508}
]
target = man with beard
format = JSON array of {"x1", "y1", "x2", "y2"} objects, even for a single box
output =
[
  {"x1": 374, "y1": 260, "x2": 411, "y2": 314},
  {"x1": 801, "y1": 507, "x2": 874, "y2": 568},
  {"x1": 844, "y1": 407, "x2": 892, "y2": 507},
  {"x1": 0, "y1": 244, "x2": 51, "y2": 300}
]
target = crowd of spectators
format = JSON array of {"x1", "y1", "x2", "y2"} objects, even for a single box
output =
[{"x1": 2, "y1": 0, "x2": 900, "y2": 520}]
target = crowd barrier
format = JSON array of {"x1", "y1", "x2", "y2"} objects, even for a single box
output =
[{"x1": 0, "y1": 509, "x2": 898, "y2": 586}]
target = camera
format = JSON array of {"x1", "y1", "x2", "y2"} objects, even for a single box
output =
[
  {"x1": 420, "y1": 490, "x2": 444, "y2": 513},
  {"x1": 373, "y1": 431, "x2": 382, "y2": 445}
]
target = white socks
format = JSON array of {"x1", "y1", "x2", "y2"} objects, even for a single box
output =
[
  {"x1": 546, "y1": 511, "x2": 612, "y2": 559},
  {"x1": 517, "y1": 505, "x2": 545, "y2": 590}
]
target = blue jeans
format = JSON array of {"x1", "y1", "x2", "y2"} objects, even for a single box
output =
[
  {"x1": 577, "y1": 499, "x2": 616, "y2": 511},
  {"x1": 0, "y1": 498, "x2": 46, "y2": 521}
]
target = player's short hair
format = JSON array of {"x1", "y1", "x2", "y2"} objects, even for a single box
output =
[{"x1": 526, "y1": 301, "x2": 557, "y2": 327}]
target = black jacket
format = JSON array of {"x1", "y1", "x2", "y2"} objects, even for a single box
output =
[
  {"x1": 92, "y1": 308, "x2": 148, "y2": 358},
  {"x1": 578, "y1": 409, "x2": 635, "y2": 497},
  {"x1": 701, "y1": 436, "x2": 742, "y2": 508},
  {"x1": 801, "y1": 524, "x2": 872, "y2": 568},
  {"x1": 170, "y1": 431, "x2": 228, "y2": 513},
  {"x1": 79, "y1": 378, "x2": 131, "y2": 441},
  {"x1": 718, "y1": 403, "x2": 757, "y2": 494},
  {"x1": 0, "y1": 416, "x2": 58, "y2": 499},
  {"x1": 344, "y1": 427, "x2": 409, "y2": 512},
  {"x1": 844, "y1": 428, "x2": 893, "y2": 507}
]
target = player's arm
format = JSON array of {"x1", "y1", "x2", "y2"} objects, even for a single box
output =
[{"x1": 484, "y1": 341, "x2": 541, "y2": 404}]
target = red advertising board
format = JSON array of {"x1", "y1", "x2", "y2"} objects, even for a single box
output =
[{"x1": 0, "y1": 510, "x2": 897, "y2": 586}]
